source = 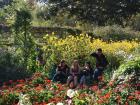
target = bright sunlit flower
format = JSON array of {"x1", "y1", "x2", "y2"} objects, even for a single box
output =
[
  {"x1": 56, "y1": 102, "x2": 64, "y2": 105},
  {"x1": 67, "y1": 89, "x2": 76, "y2": 98},
  {"x1": 18, "y1": 94, "x2": 32, "y2": 105}
]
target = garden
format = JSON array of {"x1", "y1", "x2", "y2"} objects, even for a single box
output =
[{"x1": 0, "y1": 0, "x2": 140, "y2": 105}]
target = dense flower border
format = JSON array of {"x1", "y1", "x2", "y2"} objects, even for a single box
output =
[{"x1": 0, "y1": 72, "x2": 139, "y2": 105}]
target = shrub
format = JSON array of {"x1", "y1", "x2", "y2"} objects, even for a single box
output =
[
  {"x1": 113, "y1": 57, "x2": 140, "y2": 79},
  {"x1": 129, "y1": 13, "x2": 140, "y2": 31},
  {"x1": 0, "y1": 47, "x2": 31, "y2": 84},
  {"x1": 93, "y1": 25, "x2": 140, "y2": 41},
  {"x1": 42, "y1": 34, "x2": 138, "y2": 73}
]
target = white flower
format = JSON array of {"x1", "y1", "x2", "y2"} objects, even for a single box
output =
[
  {"x1": 18, "y1": 94, "x2": 32, "y2": 105},
  {"x1": 125, "y1": 54, "x2": 134, "y2": 61},
  {"x1": 67, "y1": 89, "x2": 75, "y2": 98},
  {"x1": 57, "y1": 102, "x2": 64, "y2": 105}
]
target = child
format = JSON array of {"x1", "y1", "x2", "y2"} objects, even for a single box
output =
[{"x1": 80, "y1": 61, "x2": 93, "y2": 87}]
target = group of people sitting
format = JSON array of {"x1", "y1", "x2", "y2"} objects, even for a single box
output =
[{"x1": 52, "y1": 48, "x2": 108, "y2": 88}]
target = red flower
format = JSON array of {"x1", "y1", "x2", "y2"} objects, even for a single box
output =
[
  {"x1": 19, "y1": 79, "x2": 25, "y2": 83},
  {"x1": 98, "y1": 76, "x2": 104, "y2": 81},
  {"x1": 116, "y1": 95, "x2": 121, "y2": 104},
  {"x1": 16, "y1": 84, "x2": 24, "y2": 88},
  {"x1": 3, "y1": 82, "x2": 7, "y2": 86},
  {"x1": 128, "y1": 96, "x2": 134, "y2": 100},
  {"x1": 91, "y1": 85, "x2": 98, "y2": 91},
  {"x1": 125, "y1": 101, "x2": 129, "y2": 105},
  {"x1": 2, "y1": 85, "x2": 8, "y2": 89},
  {"x1": 46, "y1": 80, "x2": 51, "y2": 83},
  {"x1": 104, "y1": 92, "x2": 111, "y2": 99},
  {"x1": 135, "y1": 91, "x2": 140, "y2": 95},
  {"x1": 34, "y1": 102, "x2": 39, "y2": 105},
  {"x1": 116, "y1": 95, "x2": 121, "y2": 100},
  {"x1": 35, "y1": 86, "x2": 43, "y2": 91},
  {"x1": 9, "y1": 80, "x2": 13, "y2": 84},
  {"x1": 97, "y1": 99, "x2": 104, "y2": 104},
  {"x1": 57, "y1": 84, "x2": 63, "y2": 90}
]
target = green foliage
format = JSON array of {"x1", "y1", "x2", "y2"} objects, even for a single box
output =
[
  {"x1": 129, "y1": 13, "x2": 140, "y2": 31},
  {"x1": 42, "y1": 34, "x2": 138, "y2": 75},
  {"x1": 74, "y1": 99, "x2": 88, "y2": 105},
  {"x1": 93, "y1": 25, "x2": 140, "y2": 41},
  {"x1": 0, "y1": 0, "x2": 29, "y2": 25},
  {"x1": 0, "y1": 0, "x2": 12, "y2": 8},
  {"x1": 13, "y1": 8, "x2": 35, "y2": 69},
  {"x1": 114, "y1": 57, "x2": 140, "y2": 78},
  {"x1": 0, "y1": 92, "x2": 19, "y2": 105},
  {"x1": 29, "y1": 90, "x2": 54, "y2": 103},
  {"x1": 0, "y1": 48, "x2": 31, "y2": 83},
  {"x1": 40, "y1": 0, "x2": 140, "y2": 25},
  {"x1": 32, "y1": 77, "x2": 45, "y2": 85},
  {"x1": 0, "y1": 8, "x2": 6, "y2": 24}
]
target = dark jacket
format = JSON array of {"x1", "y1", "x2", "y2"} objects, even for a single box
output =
[
  {"x1": 57, "y1": 65, "x2": 69, "y2": 75},
  {"x1": 91, "y1": 52, "x2": 108, "y2": 68},
  {"x1": 81, "y1": 67, "x2": 93, "y2": 76}
]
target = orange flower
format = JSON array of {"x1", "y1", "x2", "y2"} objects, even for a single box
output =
[
  {"x1": 35, "y1": 86, "x2": 43, "y2": 91},
  {"x1": 108, "y1": 81, "x2": 114, "y2": 87},
  {"x1": 116, "y1": 95, "x2": 121, "y2": 101},
  {"x1": 97, "y1": 99, "x2": 104, "y2": 104},
  {"x1": 116, "y1": 95, "x2": 121, "y2": 104},
  {"x1": 96, "y1": 90, "x2": 102, "y2": 95},
  {"x1": 128, "y1": 96, "x2": 134, "y2": 100},
  {"x1": 104, "y1": 92, "x2": 111, "y2": 99},
  {"x1": 57, "y1": 84, "x2": 63, "y2": 90}
]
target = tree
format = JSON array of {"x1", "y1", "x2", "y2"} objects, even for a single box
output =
[
  {"x1": 13, "y1": 9, "x2": 34, "y2": 69},
  {"x1": 0, "y1": 0, "x2": 12, "y2": 8},
  {"x1": 0, "y1": 0, "x2": 37, "y2": 25},
  {"x1": 38, "y1": 0, "x2": 140, "y2": 25}
]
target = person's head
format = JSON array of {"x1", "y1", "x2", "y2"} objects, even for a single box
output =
[
  {"x1": 97, "y1": 48, "x2": 103, "y2": 56},
  {"x1": 85, "y1": 61, "x2": 91, "y2": 67},
  {"x1": 71, "y1": 60, "x2": 79, "y2": 69},
  {"x1": 84, "y1": 61, "x2": 92, "y2": 69},
  {"x1": 60, "y1": 59, "x2": 66, "y2": 67}
]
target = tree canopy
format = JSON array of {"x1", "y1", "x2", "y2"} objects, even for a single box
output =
[{"x1": 38, "y1": 0, "x2": 140, "y2": 25}]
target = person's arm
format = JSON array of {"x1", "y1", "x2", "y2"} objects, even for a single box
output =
[
  {"x1": 70, "y1": 68, "x2": 73, "y2": 75},
  {"x1": 77, "y1": 68, "x2": 81, "y2": 74},
  {"x1": 102, "y1": 55, "x2": 109, "y2": 68},
  {"x1": 56, "y1": 66, "x2": 61, "y2": 73},
  {"x1": 66, "y1": 66, "x2": 70, "y2": 76},
  {"x1": 90, "y1": 52, "x2": 97, "y2": 57}
]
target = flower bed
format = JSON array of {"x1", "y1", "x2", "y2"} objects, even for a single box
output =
[{"x1": 0, "y1": 72, "x2": 139, "y2": 105}]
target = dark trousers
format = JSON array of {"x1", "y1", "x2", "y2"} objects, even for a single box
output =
[
  {"x1": 52, "y1": 73, "x2": 66, "y2": 83},
  {"x1": 93, "y1": 68, "x2": 104, "y2": 82}
]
